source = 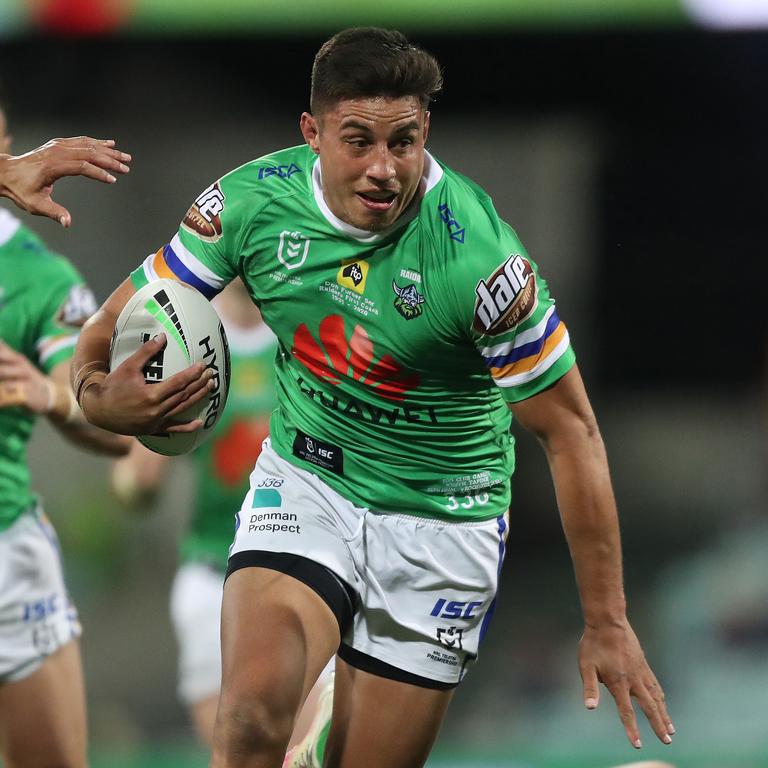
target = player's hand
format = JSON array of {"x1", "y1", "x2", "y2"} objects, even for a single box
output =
[
  {"x1": 0, "y1": 340, "x2": 53, "y2": 414},
  {"x1": 80, "y1": 334, "x2": 214, "y2": 435},
  {"x1": 0, "y1": 137, "x2": 131, "y2": 227},
  {"x1": 579, "y1": 620, "x2": 675, "y2": 749}
]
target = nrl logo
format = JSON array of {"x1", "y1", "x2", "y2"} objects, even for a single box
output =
[
  {"x1": 436, "y1": 626, "x2": 463, "y2": 651},
  {"x1": 392, "y1": 280, "x2": 425, "y2": 320},
  {"x1": 181, "y1": 182, "x2": 226, "y2": 243},
  {"x1": 277, "y1": 231, "x2": 310, "y2": 270}
]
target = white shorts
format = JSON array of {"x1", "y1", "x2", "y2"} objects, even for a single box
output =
[
  {"x1": 229, "y1": 441, "x2": 508, "y2": 688},
  {"x1": 170, "y1": 561, "x2": 224, "y2": 705},
  {"x1": 171, "y1": 560, "x2": 335, "y2": 706},
  {"x1": 0, "y1": 507, "x2": 82, "y2": 684}
]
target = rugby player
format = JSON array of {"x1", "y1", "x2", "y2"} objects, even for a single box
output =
[
  {"x1": 73, "y1": 27, "x2": 674, "y2": 768},
  {"x1": 111, "y1": 279, "x2": 334, "y2": 759},
  {"x1": 0, "y1": 111, "x2": 131, "y2": 228},
  {"x1": 0, "y1": 108, "x2": 131, "y2": 768}
]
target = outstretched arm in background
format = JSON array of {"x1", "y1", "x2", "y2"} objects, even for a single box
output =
[
  {"x1": 0, "y1": 340, "x2": 129, "y2": 455},
  {"x1": 0, "y1": 136, "x2": 131, "y2": 227},
  {"x1": 510, "y1": 365, "x2": 675, "y2": 750}
]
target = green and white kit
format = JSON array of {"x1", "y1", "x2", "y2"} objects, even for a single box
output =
[
  {"x1": 132, "y1": 144, "x2": 575, "y2": 523},
  {"x1": 0, "y1": 208, "x2": 93, "y2": 680}
]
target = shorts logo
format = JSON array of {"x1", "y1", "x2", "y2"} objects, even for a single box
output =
[
  {"x1": 57, "y1": 285, "x2": 97, "y2": 328},
  {"x1": 292, "y1": 429, "x2": 343, "y2": 474},
  {"x1": 473, "y1": 254, "x2": 537, "y2": 336},
  {"x1": 337, "y1": 259, "x2": 369, "y2": 294},
  {"x1": 392, "y1": 281, "x2": 425, "y2": 320},
  {"x1": 258, "y1": 163, "x2": 302, "y2": 180},
  {"x1": 438, "y1": 203, "x2": 465, "y2": 244},
  {"x1": 277, "y1": 231, "x2": 310, "y2": 270},
  {"x1": 436, "y1": 626, "x2": 464, "y2": 650},
  {"x1": 430, "y1": 598, "x2": 482, "y2": 619},
  {"x1": 182, "y1": 182, "x2": 226, "y2": 242}
]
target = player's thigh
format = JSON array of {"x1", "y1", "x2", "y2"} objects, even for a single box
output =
[
  {"x1": 325, "y1": 657, "x2": 453, "y2": 768},
  {"x1": 219, "y1": 566, "x2": 340, "y2": 717},
  {"x1": 0, "y1": 640, "x2": 86, "y2": 768}
]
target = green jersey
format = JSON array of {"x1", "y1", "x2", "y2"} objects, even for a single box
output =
[
  {"x1": 181, "y1": 321, "x2": 277, "y2": 570},
  {"x1": 0, "y1": 208, "x2": 97, "y2": 531},
  {"x1": 131, "y1": 145, "x2": 575, "y2": 522}
]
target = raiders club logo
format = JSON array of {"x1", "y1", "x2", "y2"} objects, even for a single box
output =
[
  {"x1": 473, "y1": 254, "x2": 537, "y2": 336},
  {"x1": 181, "y1": 182, "x2": 226, "y2": 242}
]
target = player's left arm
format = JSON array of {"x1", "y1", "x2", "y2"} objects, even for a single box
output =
[{"x1": 510, "y1": 365, "x2": 674, "y2": 749}]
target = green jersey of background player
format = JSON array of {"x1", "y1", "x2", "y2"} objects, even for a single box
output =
[
  {"x1": 74, "y1": 27, "x2": 675, "y2": 768},
  {"x1": 0, "y1": 103, "x2": 128, "y2": 768}
]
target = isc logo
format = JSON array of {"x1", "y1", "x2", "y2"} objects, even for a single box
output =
[
  {"x1": 473, "y1": 253, "x2": 537, "y2": 336},
  {"x1": 430, "y1": 598, "x2": 482, "y2": 619}
]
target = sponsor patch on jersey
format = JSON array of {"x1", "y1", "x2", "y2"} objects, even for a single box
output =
[
  {"x1": 438, "y1": 203, "x2": 465, "y2": 244},
  {"x1": 473, "y1": 254, "x2": 537, "y2": 336},
  {"x1": 392, "y1": 280, "x2": 425, "y2": 320},
  {"x1": 257, "y1": 163, "x2": 302, "y2": 180},
  {"x1": 292, "y1": 430, "x2": 343, "y2": 474},
  {"x1": 337, "y1": 259, "x2": 369, "y2": 294},
  {"x1": 181, "y1": 182, "x2": 226, "y2": 243},
  {"x1": 56, "y1": 285, "x2": 97, "y2": 328},
  {"x1": 277, "y1": 230, "x2": 310, "y2": 270},
  {"x1": 292, "y1": 315, "x2": 420, "y2": 401}
]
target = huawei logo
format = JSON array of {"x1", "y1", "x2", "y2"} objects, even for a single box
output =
[{"x1": 292, "y1": 315, "x2": 419, "y2": 401}]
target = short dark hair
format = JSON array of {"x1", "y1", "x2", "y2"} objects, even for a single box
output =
[{"x1": 310, "y1": 27, "x2": 443, "y2": 115}]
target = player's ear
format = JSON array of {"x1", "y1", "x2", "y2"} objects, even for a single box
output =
[
  {"x1": 300, "y1": 112, "x2": 321, "y2": 154},
  {"x1": 423, "y1": 111, "x2": 430, "y2": 144}
]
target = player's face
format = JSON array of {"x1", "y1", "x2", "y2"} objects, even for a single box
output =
[{"x1": 300, "y1": 96, "x2": 430, "y2": 232}]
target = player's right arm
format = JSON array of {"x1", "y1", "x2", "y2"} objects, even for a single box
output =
[
  {"x1": 76, "y1": 166, "x2": 258, "y2": 434},
  {"x1": 72, "y1": 277, "x2": 213, "y2": 436}
]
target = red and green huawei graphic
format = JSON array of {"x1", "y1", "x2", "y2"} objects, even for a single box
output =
[{"x1": 292, "y1": 314, "x2": 420, "y2": 402}]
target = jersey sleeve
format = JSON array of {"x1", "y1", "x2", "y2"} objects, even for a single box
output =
[
  {"x1": 34, "y1": 257, "x2": 98, "y2": 373},
  {"x1": 130, "y1": 168, "x2": 256, "y2": 299},
  {"x1": 444, "y1": 195, "x2": 575, "y2": 403}
]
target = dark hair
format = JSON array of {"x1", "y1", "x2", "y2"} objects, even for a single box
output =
[{"x1": 310, "y1": 27, "x2": 443, "y2": 115}]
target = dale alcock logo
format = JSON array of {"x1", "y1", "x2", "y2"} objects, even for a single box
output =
[
  {"x1": 291, "y1": 314, "x2": 419, "y2": 401},
  {"x1": 473, "y1": 254, "x2": 537, "y2": 336},
  {"x1": 436, "y1": 626, "x2": 463, "y2": 651},
  {"x1": 277, "y1": 231, "x2": 310, "y2": 270},
  {"x1": 392, "y1": 280, "x2": 425, "y2": 320},
  {"x1": 181, "y1": 182, "x2": 226, "y2": 243}
]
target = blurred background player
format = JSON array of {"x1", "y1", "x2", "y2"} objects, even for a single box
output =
[
  {"x1": 0, "y1": 106, "x2": 130, "y2": 766},
  {"x1": 111, "y1": 278, "x2": 334, "y2": 761}
]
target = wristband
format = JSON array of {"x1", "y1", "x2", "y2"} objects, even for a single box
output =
[{"x1": 73, "y1": 361, "x2": 109, "y2": 407}]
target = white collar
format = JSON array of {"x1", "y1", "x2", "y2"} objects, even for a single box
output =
[
  {"x1": 311, "y1": 149, "x2": 444, "y2": 243},
  {"x1": 0, "y1": 208, "x2": 21, "y2": 248}
]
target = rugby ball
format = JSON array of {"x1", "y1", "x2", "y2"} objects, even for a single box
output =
[{"x1": 109, "y1": 279, "x2": 231, "y2": 456}]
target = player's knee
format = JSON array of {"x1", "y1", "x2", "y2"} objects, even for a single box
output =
[{"x1": 216, "y1": 689, "x2": 296, "y2": 757}]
